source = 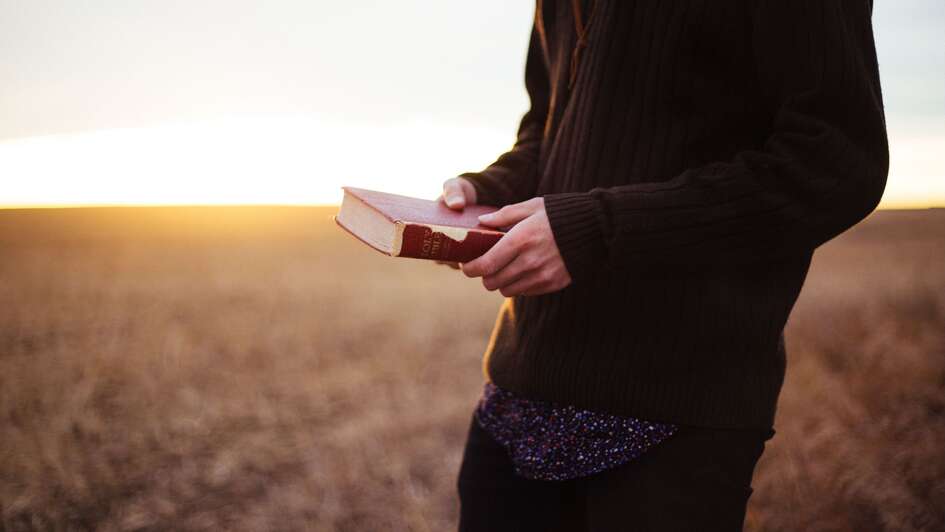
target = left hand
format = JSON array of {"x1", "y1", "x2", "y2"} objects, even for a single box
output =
[{"x1": 461, "y1": 197, "x2": 572, "y2": 297}]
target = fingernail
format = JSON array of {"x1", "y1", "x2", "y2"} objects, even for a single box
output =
[
  {"x1": 447, "y1": 195, "x2": 462, "y2": 206},
  {"x1": 478, "y1": 213, "x2": 492, "y2": 220}
]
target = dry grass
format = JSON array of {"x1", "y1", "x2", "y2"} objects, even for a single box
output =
[{"x1": 1, "y1": 206, "x2": 943, "y2": 531}]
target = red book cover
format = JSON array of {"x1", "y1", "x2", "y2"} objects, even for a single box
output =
[{"x1": 334, "y1": 186, "x2": 504, "y2": 262}]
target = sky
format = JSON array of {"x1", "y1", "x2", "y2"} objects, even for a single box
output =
[{"x1": 0, "y1": 0, "x2": 942, "y2": 208}]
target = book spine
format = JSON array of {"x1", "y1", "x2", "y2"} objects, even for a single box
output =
[{"x1": 399, "y1": 224, "x2": 502, "y2": 262}]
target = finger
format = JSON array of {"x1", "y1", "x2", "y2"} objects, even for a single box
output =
[
  {"x1": 457, "y1": 178, "x2": 477, "y2": 204},
  {"x1": 462, "y1": 232, "x2": 521, "y2": 278},
  {"x1": 435, "y1": 260, "x2": 460, "y2": 270},
  {"x1": 481, "y1": 252, "x2": 541, "y2": 291},
  {"x1": 497, "y1": 271, "x2": 547, "y2": 298},
  {"x1": 512, "y1": 261, "x2": 571, "y2": 296},
  {"x1": 477, "y1": 198, "x2": 539, "y2": 229},
  {"x1": 441, "y1": 178, "x2": 467, "y2": 210}
]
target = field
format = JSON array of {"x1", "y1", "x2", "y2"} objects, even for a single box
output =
[{"x1": 1, "y1": 206, "x2": 943, "y2": 531}]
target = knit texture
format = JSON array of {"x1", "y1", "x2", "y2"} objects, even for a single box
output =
[{"x1": 460, "y1": 0, "x2": 888, "y2": 429}]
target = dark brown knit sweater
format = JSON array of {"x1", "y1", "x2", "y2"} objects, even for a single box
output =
[{"x1": 459, "y1": 0, "x2": 888, "y2": 429}]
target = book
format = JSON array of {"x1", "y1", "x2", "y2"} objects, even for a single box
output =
[{"x1": 334, "y1": 186, "x2": 504, "y2": 262}]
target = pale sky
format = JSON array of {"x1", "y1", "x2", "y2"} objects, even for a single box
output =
[{"x1": 0, "y1": 1, "x2": 942, "y2": 207}]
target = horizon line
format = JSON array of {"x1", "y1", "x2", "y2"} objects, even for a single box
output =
[
  {"x1": 0, "y1": 202, "x2": 343, "y2": 210},
  {"x1": 0, "y1": 202, "x2": 942, "y2": 211}
]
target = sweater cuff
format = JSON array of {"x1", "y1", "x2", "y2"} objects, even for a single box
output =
[{"x1": 543, "y1": 192, "x2": 608, "y2": 282}]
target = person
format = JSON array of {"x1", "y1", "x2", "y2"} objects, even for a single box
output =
[{"x1": 439, "y1": 0, "x2": 888, "y2": 530}]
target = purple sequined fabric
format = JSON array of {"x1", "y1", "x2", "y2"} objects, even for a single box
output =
[{"x1": 475, "y1": 381, "x2": 678, "y2": 481}]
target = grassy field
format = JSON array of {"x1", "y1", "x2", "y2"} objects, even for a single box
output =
[{"x1": 1, "y1": 206, "x2": 943, "y2": 531}]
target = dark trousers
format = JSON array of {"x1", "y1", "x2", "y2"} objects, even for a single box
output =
[{"x1": 457, "y1": 411, "x2": 773, "y2": 532}]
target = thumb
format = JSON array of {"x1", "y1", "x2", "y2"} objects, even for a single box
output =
[
  {"x1": 442, "y1": 180, "x2": 466, "y2": 209},
  {"x1": 477, "y1": 200, "x2": 535, "y2": 229}
]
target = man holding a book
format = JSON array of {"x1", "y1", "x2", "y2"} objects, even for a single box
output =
[{"x1": 436, "y1": 0, "x2": 888, "y2": 530}]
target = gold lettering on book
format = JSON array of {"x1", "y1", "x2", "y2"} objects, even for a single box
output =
[
  {"x1": 420, "y1": 228, "x2": 432, "y2": 257},
  {"x1": 419, "y1": 228, "x2": 453, "y2": 259}
]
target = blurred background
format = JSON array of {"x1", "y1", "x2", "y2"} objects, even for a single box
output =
[{"x1": 1, "y1": 1, "x2": 943, "y2": 530}]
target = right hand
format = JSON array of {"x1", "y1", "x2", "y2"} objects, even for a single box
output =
[{"x1": 436, "y1": 177, "x2": 478, "y2": 269}]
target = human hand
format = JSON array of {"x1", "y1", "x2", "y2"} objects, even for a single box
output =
[
  {"x1": 440, "y1": 177, "x2": 478, "y2": 210},
  {"x1": 435, "y1": 177, "x2": 479, "y2": 269},
  {"x1": 460, "y1": 197, "x2": 572, "y2": 297}
]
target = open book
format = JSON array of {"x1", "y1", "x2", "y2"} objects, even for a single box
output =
[{"x1": 334, "y1": 187, "x2": 504, "y2": 262}]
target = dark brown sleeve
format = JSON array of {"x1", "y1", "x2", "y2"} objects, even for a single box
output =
[{"x1": 543, "y1": 0, "x2": 889, "y2": 280}]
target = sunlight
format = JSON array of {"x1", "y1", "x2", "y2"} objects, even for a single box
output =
[
  {"x1": 883, "y1": 133, "x2": 945, "y2": 209},
  {"x1": 0, "y1": 116, "x2": 942, "y2": 209},
  {"x1": 0, "y1": 115, "x2": 512, "y2": 207}
]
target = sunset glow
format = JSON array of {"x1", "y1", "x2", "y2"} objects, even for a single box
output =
[
  {"x1": 0, "y1": 1, "x2": 942, "y2": 210},
  {"x1": 0, "y1": 116, "x2": 941, "y2": 209},
  {"x1": 0, "y1": 116, "x2": 512, "y2": 208}
]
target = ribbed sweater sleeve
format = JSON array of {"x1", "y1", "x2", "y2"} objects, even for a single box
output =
[
  {"x1": 543, "y1": 0, "x2": 889, "y2": 280},
  {"x1": 459, "y1": 24, "x2": 550, "y2": 207}
]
